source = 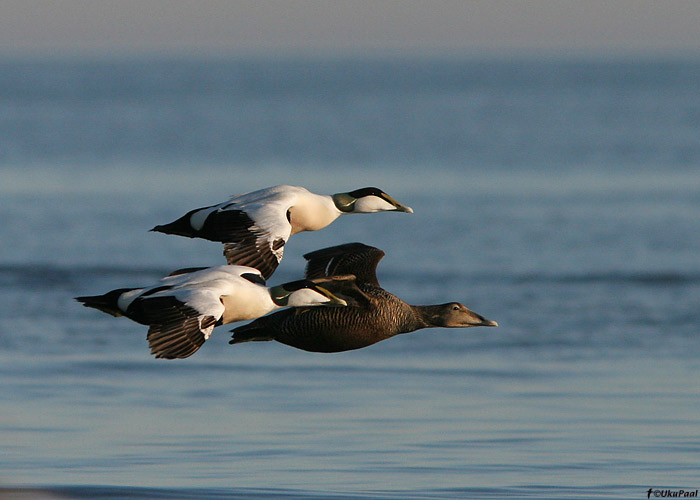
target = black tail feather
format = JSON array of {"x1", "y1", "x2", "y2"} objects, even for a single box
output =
[
  {"x1": 151, "y1": 210, "x2": 198, "y2": 238},
  {"x1": 229, "y1": 320, "x2": 277, "y2": 344},
  {"x1": 75, "y1": 288, "x2": 132, "y2": 317}
]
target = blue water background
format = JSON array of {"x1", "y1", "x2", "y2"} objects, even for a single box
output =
[{"x1": 1, "y1": 57, "x2": 699, "y2": 499}]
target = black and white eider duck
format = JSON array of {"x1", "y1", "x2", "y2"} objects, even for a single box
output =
[
  {"x1": 151, "y1": 185, "x2": 413, "y2": 279},
  {"x1": 229, "y1": 243, "x2": 497, "y2": 353},
  {"x1": 76, "y1": 265, "x2": 347, "y2": 359}
]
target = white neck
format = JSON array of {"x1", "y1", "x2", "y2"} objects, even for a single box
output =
[{"x1": 288, "y1": 195, "x2": 342, "y2": 235}]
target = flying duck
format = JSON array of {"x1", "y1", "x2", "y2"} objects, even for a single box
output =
[
  {"x1": 151, "y1": 185, "x2": 413, "y2": 279},
  {"x1": 76, "y1": 265, "x2": 347, "y2": 359},
  {"x1": 229, "y1": 243, "x2": 497, "y2": 353}
]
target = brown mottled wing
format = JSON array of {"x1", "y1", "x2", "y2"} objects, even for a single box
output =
[{"x1": 304, "y1": 243, "x2": 385, "y2": 286}]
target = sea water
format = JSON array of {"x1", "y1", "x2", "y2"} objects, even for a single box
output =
[{"x1": 1, "y1": 57, "x2": 699, "y2": 499}]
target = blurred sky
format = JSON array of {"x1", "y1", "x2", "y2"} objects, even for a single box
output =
[{"x1": 2, "y1": 0, "x2": 700, "y2": 57}]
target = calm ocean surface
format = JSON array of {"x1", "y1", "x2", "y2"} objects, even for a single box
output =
[{"x1": 1, "y1": 57, "x2": 699, "y2": 499}]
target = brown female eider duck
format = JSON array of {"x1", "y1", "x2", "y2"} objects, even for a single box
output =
[{"x1": 229, "y1": 243, "x2": 497, "y2": 353}]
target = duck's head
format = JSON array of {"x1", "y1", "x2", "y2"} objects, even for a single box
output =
[
  {"x1": 332, "y1": 187, "x2": 414, "y2": 214},
  {"x1": 270, "y1": 280, "x2": 348, "y2": 307},
  {"x1": 423, "y1": 302, "x2": 498, "y2": 328}
]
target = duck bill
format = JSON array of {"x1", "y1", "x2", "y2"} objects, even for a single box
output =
[
  {"x1": 314, "y1": 286, "x2": 348, "y2": 307},
  {"x1": 394, "y1": 203, "x2": 414, "y2": 213},
  {"x1": 394, "y1": 201, "x2": 414, "y2": 213},
  {"x1": 383, "y1": 193, "x2": 414, "y2": 213},
  {"x1": 466, "y1": 311, "x2": 498, "y2": 327},
  {"x1": 479, "y1": 318, "x2": 499, "y2": 327}
]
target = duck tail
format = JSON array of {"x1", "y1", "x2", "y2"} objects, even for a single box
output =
[
  {"x1": 75, "y1": 288, "x2": 131, "y2": 317},
  {"x1": 150, "y1": 210, "x2": 197, "y2": 237},
  {"x1": 229, "y1": 320, "x2": 275, "y2": 345}
]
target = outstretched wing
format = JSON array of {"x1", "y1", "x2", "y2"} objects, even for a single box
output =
[
  {"x1": 304, "y1": 243, "x2": 385, "y2": 286},
  {"x1": 152, "y1": 187, "x2": 297, "y2": 280},
  {"x1": 223, "y1": 234, "x2": 285, "y2": 280},
  {"x1": 220, "y1": 196, "x2": 295, "y2": 279},
  {"x1": 137, "y1": 295, "x2": 221, "y2": 359},
  {"x1": 147, "y1": 314, "x2": 216, "y2": 359},
  {"x1": 178, "y1": 207, "x2": 286, "y2": 280}
]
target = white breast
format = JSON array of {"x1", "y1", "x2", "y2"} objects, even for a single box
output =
[{"x1": 218, "y1": 284, "x2": 275, "y2": 324}]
